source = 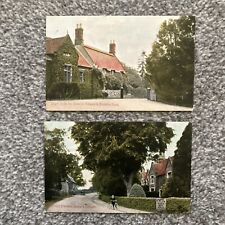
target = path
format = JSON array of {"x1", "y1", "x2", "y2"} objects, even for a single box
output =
[
  {"x1": 47, "y1": 193, "x2": 149, "y2": 213},
  {"x1": 46, "y1": 98, "x2": 192, "y2": 111}
]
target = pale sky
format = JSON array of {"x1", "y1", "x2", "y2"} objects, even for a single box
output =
[
  {"x1": 46, "y1": 16, "x2": 179, "y2": 68},
  {"x1": 45, "y1": 121, "x2": 188, "y2": 188}
]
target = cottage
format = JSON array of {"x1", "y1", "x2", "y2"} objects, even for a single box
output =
[
  {"x1": 74, "y1": 24, "x2": 126, "y2": 81},
  {"x1": 60, "y1": 175, "x2": 79, "y2": 195},
  {"x1": 46, "y1": 24, "x2": 126, "y2": 99},
  {"x1": 148, "y1": 157, "x2": 173, "y2": 194}
]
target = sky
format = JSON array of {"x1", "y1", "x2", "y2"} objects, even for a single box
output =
[
  {"x1": 45, "y1": 121, "x2": 188, "y2": 189},
  {"x1": 46, "y1": 16, "x2": 179, "y2": 69}
]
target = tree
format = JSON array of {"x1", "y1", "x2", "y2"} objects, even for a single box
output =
[
  {"x1": 71, "y1": 122, "x2": 174, "y2": 196},
  {"x1": 162, "y1": 123, "x2": 192, "y2": 197},
  {"x1": 137, "y1": 51, "x2": 147, "y2": 81},
  {"x1": 145, "y1": 16, "x2": 195, "y2": 107},
  {"x1": 45, "y1": 128, "x2": 85, "y2": 199}
]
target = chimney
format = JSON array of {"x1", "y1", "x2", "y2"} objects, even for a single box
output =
[
  {"x1": 75, "y1": 24, "x2": 83, "y2": 45},
  {"x1": 109, "y1": 40, "x2": 116, "y2": 55}
]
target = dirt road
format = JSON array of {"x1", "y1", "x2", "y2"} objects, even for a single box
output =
[{"x1": 47, "y1": 193, "x2": 149, "y2": 213}]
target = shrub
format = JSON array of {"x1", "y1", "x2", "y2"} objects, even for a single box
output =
[
  {"x1": 166, "y1": 197, "x2": 190, "y2": 213},
  {"x1": 47, "y1": 82, "x2": 80, "y2": 100},
  {"x1": 130, "y1": 87, "x2": 147, "y2": 98},
  {"x1": 99, "y1": 194, "x2": 111, "y2": 203},
  {"x1": 129, "y1": 183, "x2": 146, "y2": 197},
  {"x1": 79, "y1": 83, "x2": 92, "y2": 99}
]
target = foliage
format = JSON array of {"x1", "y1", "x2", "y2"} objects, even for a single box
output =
[
  {"x1": 80, "y1": 68, "x2": 104, "y2": 99},
  {"x1": 137, "y1": 51, "x2": 147, "y2": 80},
  {"x1": 145, "y1": 16, "x2": 195, "y2": 107},
  {"x1": 130, "y1": 87, "x2": 147, "y2": 98},
  {"x1": 100, "y1": 195, "x2": 156, "y2": 212},
  {"x1": 71, "y1": 122, "x2": 174, "y2": 196},
  {"x1": 46, "y1": 35, "x2": 79, "y2": 99},
  {"x1": 117, "y1": 197, "x2": 156, "y2": 212},
  {"x1": 105, "y1": 73, "x2": 123, "y2": 90},
  {"x1": 124, "y1": 65, "x2": 144, "y2": 89},
  {"x1": 166, "y1": 197, "x2": 190, "y2": 213},
  {"x1": 129, "y1": 183, "x2": 146, "y2": 197},
  {"x1": 99, "y1": 195, "x2": 190, "y2": 213},
  {"x1": 92, "y1": 168, "x2": 127, "y2": 196},
  {"x1": 162, "y1": 123, "x2": 192, "y2": 197},
  {"x1": 47, "y1": 82, "x2": 80, "y2": 100},
  {"x1": 45, "y1": 128, "x2": 85, "y2": 200}
]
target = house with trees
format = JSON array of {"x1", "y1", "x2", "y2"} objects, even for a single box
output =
[
  {"x1": 46, "y1": 24, "x2": 127, "y2": 100},
  {"x1": 148, "y1": 157, "x2": 173, "y2": 196}
]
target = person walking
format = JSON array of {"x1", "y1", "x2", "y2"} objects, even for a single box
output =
[{"x1": 110, "y1": 195, "x2": 117, "y2": 210}]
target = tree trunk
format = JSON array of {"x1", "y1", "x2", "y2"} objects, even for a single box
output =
[{"x1": 123, "y1": 173, "x2": 134, "y2": 196}]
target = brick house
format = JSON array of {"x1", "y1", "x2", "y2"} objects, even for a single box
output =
[{"x1": 148, "y1": 157, "x2": 173, "y2": 195}]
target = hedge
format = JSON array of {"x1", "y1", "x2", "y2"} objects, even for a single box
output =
[
  {"x1": 117, "y1": 197, "x2": 156, "y2": 212},
  {"x1": 100, "y1": 195, "x2": 155, "y2": 212},
  {"x1": 47, "y1": 82, "x2": 80, "y2": 100},
  {"x1": 166, "y1": 197, "x2": 190, "y2": 213},
  {"x1": 99, "y1": 195, "x2": 190, "y2": 213}
]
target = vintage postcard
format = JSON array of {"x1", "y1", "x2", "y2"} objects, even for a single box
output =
[
  {"x1": 46, "y1": 16, "x2": 195, "y2": 111},
  {"x1": 44, "y1": 121, "x2": 192, "y2": 213}
]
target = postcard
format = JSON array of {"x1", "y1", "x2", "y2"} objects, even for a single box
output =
[
  {"x1": 44, "y1": 121, "x2": 192, "y2": 213},
  {"x1": 46, "y1": 16, "x2": 195, "y2": 111}
]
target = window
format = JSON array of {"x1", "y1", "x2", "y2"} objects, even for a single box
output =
[
  {"x1": 79, "y1": 70, "x2": 85, "y2": 83},
  {"x1": 167, "y1": 171, "x2": 172, "y2": 178},
  {"x1": 150, "y1": 175, "x2": 155, "y2": 184},
  {"x1": 150, "y1": 187, "x2": 155, "y2": 192},
  {"x1": 64, "y1": 64, "x2": 72, "y2": 83}
]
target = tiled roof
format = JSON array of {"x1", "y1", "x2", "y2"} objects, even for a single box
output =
[
  {"x1": 46, "y1": 36, "x2": 67, "y2": 54},
  {"x1": 76, "y1": 45, "x2": 126, "y2": 73},
  {"x1": 153, "y1": 157, "x2": 173, "y2": 176}
]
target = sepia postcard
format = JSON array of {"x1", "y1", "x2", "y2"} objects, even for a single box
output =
[
  {"x1": 44, "y1": 121, "x2": 192, "y2": 213},
  {"x1": 45, "y1": 16, "x2": 195, "y2": 111}
]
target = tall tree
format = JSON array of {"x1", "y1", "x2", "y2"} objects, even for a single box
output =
[
  {"x1": 45, "y1": 128, "x2": 85, "y2": 198},
  {"x1": 162, "y1": 123, "x2": 192, "y2": 197},
  {"x1": 137, "y1": 51, "x2": 147, "y2": 81},
  {"x1": 145, "y1": 16, "x2": 195, "y2": 107},
  {"x1": 71, "y1": 122, "x2": 174, "y2": 196}
]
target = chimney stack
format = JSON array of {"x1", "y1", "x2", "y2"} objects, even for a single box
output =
[
  {"x1": 109, "y1": 40, "x2": 116, "y2": 55},
  {"x1": 75, "y1": 24, "x2": 83, "y2": 45}
]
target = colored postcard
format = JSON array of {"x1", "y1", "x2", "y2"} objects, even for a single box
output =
[
  {"x1": 46, "y1": 16, "x2": 195, "y2": 111},
  {"x1": 45, "y1": 121, "x2": 192, "y2": 213}
]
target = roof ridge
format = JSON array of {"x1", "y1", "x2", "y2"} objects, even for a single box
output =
[
  {"x1": 47, "y1": 35, "x2": 67, "y2": 39},
  {"x1": 84, "y1": 44, "x2": 114, "y2": 56}
]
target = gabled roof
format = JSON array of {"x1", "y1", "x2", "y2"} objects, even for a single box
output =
[
  {"x1": 76, "y1": 44, "x2": 126, "y2": 73},
  {"x1": 152, "y1": 157, "x2": 174, "y2": 176},
  {"x1": 46, "y1": 36, "x2": 67, "y2": 54}
]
